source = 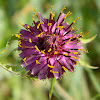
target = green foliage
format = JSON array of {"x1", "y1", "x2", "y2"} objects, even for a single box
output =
[{"x1": 0, "y1": 0, "x2": 100, "y2": 100}]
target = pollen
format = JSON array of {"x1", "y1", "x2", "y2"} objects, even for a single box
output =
[
  {"x1": 36, "y1": 60, "x2": 41, "y2": 64},
  {"x1": 23, "y1": 58, "x2": 27, "y2": 65},
  {"x1": 15, "y1": 34, "x2": 21, "y2": 38},
  {"x1": 50, "y1": 70, "x2": 58, "y2": 73},
  {"x1": 47, "y1": 23, "x2": 52, "y2": 26},
  {"x1": 35, "y1": 45, "x2": 40, "y2": 52},
  {"x1": 47, "y1": 64, "x2": 54, "y2": 68},
  {"x1": 37, "y1": 31, "x2": 44, "y2": 37},
  {"x1": 37, "y1": 22, "x2": 44, "y2": 29},
  {"x1": 41, "y1": 50, "x2": 45, "y2": 54},
  {"x1": 54, "y1": 51, "x2": 58, "y2": 54},
  {"x1": 62, "y1": 66, "x2": 68, "y2": 71},
  {"x1": 61, "y1": 6, "x2": 66, "y2": 13},
  {"x1": 64, "y1": 11, "x2": 72, "y2": 19},
  {"x1": 73, "y1": 16, "x2": 82, "y2": 24},
  {"x1": 29, "y1": 38, "x2": 32, "y2": 43},
  {"x1": 48, "y1": 48, "x2": 52, "y2": 52}
]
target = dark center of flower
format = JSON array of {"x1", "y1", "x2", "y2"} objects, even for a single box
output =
[
  {"x1": 36, "y1": 34, "x2": 60, "y2": 54},
  {"x1": 37, "y1": 36, "x2": 50, "y2": 51}
]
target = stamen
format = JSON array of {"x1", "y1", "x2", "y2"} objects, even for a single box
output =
[
  {"x1": 51, "y1": 12, "x2": 55, "y2": 20},
  {"x1": 54, "y1": 51, "x2": 58, "y2": 54},
  {"x1": 15, "y1": 34, "x2": 21, "y2": 38},
  {"x1": 32, "y1": 7, "x2": 38, "y2": 15},
  {"x1": 37, "y1": 22, "x2": 44, "y2": 29},
  {"x1": 35, "y1": 45, "x2": 40, "y2": 52},
  {"x1": 56, "y1": 25, "x2": 64, "y2": 30},
  {"x1": 78, "y1": 49, "x2": 88, "y2": 53},
  {"x1": 32, "y1": 15, "x2": 35, "y2": 21},
  {"x1": 17, "y1": 22, "x2": 24, "y2": 27},
  {"x1": 36, "y1": 60, "x2": 41, "y2": 64},
  {"x1": 81, "y1": 30, "x2": 90, "y2": 37},
  {"x1": 23, "y1": 57, "x2": 27, "y2": 65},
  {"x1": 61, "y1": 6, "x2": 66, "y2": 14},
  {"x1": 64, "y1": 11, "x2": 72, "y2": 19},
  {"x1": 73, "y1": 16, "x2": 82, "y2": 24},
  {"x1": 29, "y1": 38, "x2": 32, "y2": 43},
  {"x1": 50, "y1": 5, "x2": 54, "y2": 13},
  {"x1": 50, "y1": 70, "x2": 58, "y2": 73},
  {"x1": 47, "y1": 23, "x2": 52, "y2": 26},
  {"x1": 63, "y1": 53, "x2": 68, "y2": 56},
  {"x1": 41, "y1": 50, "x2": 45, "y2": 54},
  {"x1": 62, "y1": 66, "x2": 68, "y2": 71},
  {"x1": 37, "y1": 31, "x2": 44, "y2": 37},
  {"x1": 70, "y1": 52, "x2": 78, "y2": 54},
  {"x1": 47, "y1": 64, "x2": 54, "y2": 68},
  {"x1": 71, "y1": 56, "x2": 78, "y2": 59},
  {"x1": 18, "y1": 40, "x2": 22, "y2": 47},
  {"x1": 48, "y1": 48, "x2": 52, "y2": 52}
]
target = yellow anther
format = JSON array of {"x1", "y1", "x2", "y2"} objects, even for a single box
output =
[
  {"x1": 51, "y1": 12, "x2": 55, "y2": 20},
  {"x1": 41, "y1": 50, "x2": 45, "y2": 54},
  {"x1": 70, "y1": 34, "x2": 76, "y2": 39},
  {"x1": 56, "y1": 25, "x2": 64, "y2": 30},
  {"x1": 61, "y1": 6, "x2": 66, "y2": 13},
  {"x1": 70, "y1": 52, "x2": 78, "y2": 54},
  {"x1": 50, "y1": 5, "x2": 54, "y2": 13},
  {"x1": 36, "y1": 60, "x2": 41, "y2": 64},
  {"x1": 32, "y1": 15, "x2": 35, "y2": 21},
  {"x1": 71, "y1": 27, "x2": 75, "y2": 31},
  {"x1": 82, "y1": 30, "x2": 90, "y2": 37},
  {"x1": 15, "y1": 34, "x2": 21, "y2": 38},
  {"x1": 79, "y1": 32, "x2": 83, "y2": 36},
  {"x1": 47, "y1": 64, "x2": 54, "y2": 68},
  {"x1": 32, "y1": 7, "x2": 38, "y2": 15},
  {"x1": 27, "y1": 25, "x2": 30, "y2": 29},
  {"x1": 73, "y1": 16, "x2": 82, "y2": 24},
  {"x1": 37, "y1": 22, "x2": 44, "y2": 29},
  {"x1": 18, "y1": 40, "x2": 22, "y2": 47},
  {"x1": 23, "y1": 58, "x2": 27, "y2": 65},
  {"x1": 54, "y1": 51, "x2": 58, "y2": 54},
  {"x1": 35, "y1": 45, "x2": 40, "y2": 52},
  {"x1": 48, "y1": 48, "x2": 52, "y2": 52},
  {"x1": 37, "y1": 31, "x2": 44, "y2": 37},
  {"x1": 62, "y1": 66, "x2": 68, "y2": 71},
  {"x1": 71, "y1": 56, "x2": 78, "y2": 59},
  {"x1": 47, "y1": 23, "x2": 52, "y2": 26},
  {"x1": 78, "y1": 49, "x2": 88, "y2": 53},
  {"x1": 50, "y1": 70, "x2": 58, "y2": 73},
  {"x1": 63, "y1": 53, "x2": 68, "y2": 56},
  {"x1": 17, "y1": 22, "x2": 24, "y2": 27},
  {"x1": 64, "y1": 11, "x2": 72, "y2": 19},
  {"x1": 29, "y1": 38, "x2": 32, "y2": 43}
]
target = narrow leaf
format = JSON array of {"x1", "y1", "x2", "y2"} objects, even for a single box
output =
[
  {"x1": 80, "y1": 34, "x2": 97, "y2": 44},
  {"x1": 79, "y1": 58, "x2": 99, "y2": 69},
  {"x1": 0, "y1": 62, "x2": 37, "y2": 80},
  {"x1": 49, "y1": 78, "x2": 56, "y2": 99}
]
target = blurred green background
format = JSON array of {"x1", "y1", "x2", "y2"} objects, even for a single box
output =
[{"x1": 0, "y1": 0, "x2": 100, "y2": 100}]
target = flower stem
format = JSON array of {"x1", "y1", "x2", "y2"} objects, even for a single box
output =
[{"x1": 49, "y1": 77, "x2": 56, "y2": 99}]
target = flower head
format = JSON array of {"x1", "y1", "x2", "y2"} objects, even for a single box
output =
[{"x1": 16, "y1": 6, "x2": 87, "y2": 80}]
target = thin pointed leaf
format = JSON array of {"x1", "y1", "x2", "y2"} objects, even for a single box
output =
[
  {"x1": 79, "y1": 58, "x2": 99, "y2": 69},
  {"x1": 1, "y1": 34, "x2": 19, "y2": 54},
  {"x1": 0, "y1": 62, "x2": 37, "y2": 81},
  {"x1": 49, "y1": 78, "x2": 56, "y2": 99},
  {"x1": 80, "y1": 34, "x2": 97, "y2": 44}
]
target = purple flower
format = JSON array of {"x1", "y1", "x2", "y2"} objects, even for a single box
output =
[{"x1": 16, "y1": 6, "x2": 87, "y2": 80}]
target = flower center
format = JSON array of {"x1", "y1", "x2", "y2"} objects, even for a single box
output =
[{"x1": 36, "y1": 34, "x2": 60, "y2": 54}]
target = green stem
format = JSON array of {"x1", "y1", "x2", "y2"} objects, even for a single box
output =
[{"x1": 49, "y1": 77, "x2": 56, "y2": 99}]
